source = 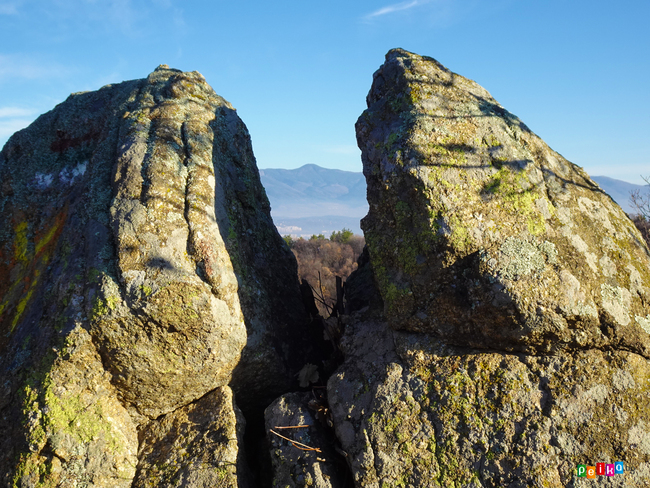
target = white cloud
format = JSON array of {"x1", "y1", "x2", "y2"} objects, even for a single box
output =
[
  {"x1": 0, "y1": 107, "x2": 36, "y2": 118},
  {"x1": 0, "y1": 117, "x2": 34, "y2": 139},
  {"x1": 364, "y1": 0, "x2": 429, "y2": 19},
  {"x1": 0, "y1": 106, "x2": 39, "y2": 145}
]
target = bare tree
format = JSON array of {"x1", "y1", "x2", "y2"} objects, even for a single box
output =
[
  {"x1": 630, "y1": 175, "x2": 650, "y2": 220},
  {"x1": 630, "y1": 175, "x2": 650, "y2": 247},
  {"x1": 289, "y1": 232, "x2": 365, "y2": 316}
]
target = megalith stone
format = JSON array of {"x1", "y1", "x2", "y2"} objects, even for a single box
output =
[
  {"x1": 356, "y1": 48, "x2": 650, "y2": 358},
  {"x1": 0, "y1": 66, "x2": 308, "y2": 485},
  {"x1": 323, "y1": 48, "x2": 650, "y2": 487}
]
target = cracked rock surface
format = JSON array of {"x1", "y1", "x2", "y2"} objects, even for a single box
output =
[
  {"x1": 133, "y1": 386, "x2": 251, "y2": 488},
  {"x1": 264, "y1": 393, "x2": 347, "y2": 488},
  {"x1": 328, "y1": 315, "x2": 650, "y2": 487},
  {"x1": 357, "y1": 48, "x2": 650, "y2": 358},
  {"x1": 321, "y1": 47, "x2": 650, "y2": 487},
  {"x1": 0, "y1": 65, "x2": 308, "y2": 487}
]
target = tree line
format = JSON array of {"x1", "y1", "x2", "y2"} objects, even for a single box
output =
[{"x1": 284, "y1": 229, "x2": 365, "y2": 316}]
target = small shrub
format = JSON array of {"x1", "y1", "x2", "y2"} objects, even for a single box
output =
[{"x1": 631, "y1": 215, "x2": 650, "y2": 248}]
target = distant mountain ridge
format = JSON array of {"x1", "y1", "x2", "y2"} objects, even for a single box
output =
[
  {"x1": 260, "y1": 164, "x2": 367, "y2": 204},
  {"x1": 259, "y1": 164, "x2": 647, "y2": 235},
  {"x1": 259, "y1": 164, "x2": 368, "y2": 236},
  {"x1": 591, "y1": 176, "x2": 647, "y2": 214}
]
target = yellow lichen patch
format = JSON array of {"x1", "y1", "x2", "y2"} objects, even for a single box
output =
[
  {"x1": 14, "y1": 221, "x2": 30, "y2": 264},
  {"x1": 34, "y1": 218, "x2": 64, "y2": 256},
  {"x1": 2, "y1": 209, "x2": 67, "y2": 335},
  {"x1": 10, "y1": 274, "x2": 38, "y2": 333},
  {"x1": 13, "y1": 327, "x2": 138, "y2": 487}
]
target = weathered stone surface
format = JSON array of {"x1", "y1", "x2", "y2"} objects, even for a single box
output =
[
  {"x1": 133, "y1": 386, "x2": 251, "y2": 488},
  {"x1": 0, "y1": 66, "x2": 308, "y2": 485},
  {"x1": 328, "y1": 315, "x2": 650, "y2": 487},
  {"x1": 320, "y1": 48, "x2": 650, "y2": 487},
  {"x1": 9, "y1": 326, "x2": 138, "y2": 488},
  {"x1": 356, "y1": 49, "x2": 650, "y2": 358},
  {"x1": 264, "y1": 393, "x2": 347, "y2": 488}
]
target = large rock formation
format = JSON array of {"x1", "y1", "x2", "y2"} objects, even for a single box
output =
[
  {"x1": 321, "y1": 48, "x2": 650, "y2": 487},
  {"x1": 357, "y1": 49, "x2": 650, "y2": 358},
  {"x1": 0, "y1": 66, "x2": 309, "y2": 486},
  {"x1": 4, "y1": 49, "x2": 650, "y2": 488}
]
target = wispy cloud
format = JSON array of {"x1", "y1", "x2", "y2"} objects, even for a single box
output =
[
  {"x1": 38, "y1": 0, "x2": 186, "y2": 38},
  {"x1": 0, "y1": 107, "x2": 36, "y2": 118},
  {"x1": 0, "y1": 118, "x2": 34, "y2": 143},
  {"x1": 0, "y1": 54, "x2": 71, "y2": 81},
  {"x1": 364, "y1": 0, "x2": 430, "y2": 19},
  {"x1": 0, "y1": 118, "x2": 31, "y2": 136},
  {"x1": 0, "y1": 106, "x2": 39, "y2": 146},
  {"x1": 0, "y1": 2, "x2": 21, "y2": 15}
]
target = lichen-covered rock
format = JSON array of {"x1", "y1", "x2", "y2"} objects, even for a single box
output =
[
  {"x1": 0, "y1": 66, "x2": 308, "y2": 485},
  {"x1": 264, "y1": 393, "x2": 347, "y2": 488},
  {"x1": 328, "y1": 316, "x2": 650, "y2": 487},
  {"x1": 356, "y1": 49, "x2": 650, "y2": 358},
  {"x1": 9, "y1": 326, "x2": 138, "y2": 488},
  {"x1": 133, "y1": 386, "x2": 251, "y2": 488},
  {"x1": 323, "y1": 48, "x2": 650, "y2": 487}
]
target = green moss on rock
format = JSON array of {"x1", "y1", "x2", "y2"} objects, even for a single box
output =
[{"x1": 356, "y1": 48, "x2": 650, "y2": 358}]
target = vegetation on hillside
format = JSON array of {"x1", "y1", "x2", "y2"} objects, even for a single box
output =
[
  {"x1": 284, "y1": 229, "x2": 365, "y2": 315},
  {"x1": 630, "y1": 176, "x2": 650, "y2": 247}
]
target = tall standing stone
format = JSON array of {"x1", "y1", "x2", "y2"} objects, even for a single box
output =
[
  {"x1": 0, "y1": 66, "x2": 308, "y2": 486},
  {"x1": 328, "y1": 48, "x2": 650, "y2": 487},
  {"x1": 356, "y1": 49, "x2": 650, "y2": 357}
]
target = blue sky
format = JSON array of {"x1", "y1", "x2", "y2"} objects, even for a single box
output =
[{"x1": 0, "y1": 0, "x2": 648, "y2": 184}]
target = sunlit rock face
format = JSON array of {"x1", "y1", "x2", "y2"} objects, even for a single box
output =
[
  {"x1": 357, "y1": 48, "x2": 650, "y2": 359},
  {"x1": 0, "y1": 65, "x2": 308, "y2": 486},
  {"x1": 321, "y1": 48, "x2": 650, "y2": 487}
]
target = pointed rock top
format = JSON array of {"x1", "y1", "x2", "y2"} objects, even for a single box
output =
[
  {"x1": 146, "y1": 65, "x2": 207, "y2": 88},
  {"x1": 152, "y1": 64, "x2": 182, "y2": 74},
  {"x1": 357, "y1": 49, "x2": 650, "y2": 358}
]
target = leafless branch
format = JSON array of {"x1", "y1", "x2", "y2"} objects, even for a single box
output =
[
  {"x1": 269, "y1": 429, "x2": 322, "y2": 452},
  {"x1": 308, "y1": 271, "x2": 333, "y2": 315},
  {"x1": 629, "y1": 175, "x2": 650, "y2": 220}
]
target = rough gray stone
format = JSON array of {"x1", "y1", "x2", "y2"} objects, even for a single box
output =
[
  {"x1": 356, "y1": 48, "x2": 650, "y2": 358},
  {"x1": 0, "y1": 65, "x2": 309, "y2": 486},
  {"x1": 7, "y1": 326, "x2": 138, "y2": 488},
  {"x1": 133, "y1": 386, "x2": 251, "y2": 488},
  {"x1": 328, "y1": 315, "x2": 650, "y2": 487},
  {"x1": 264, "y1": 393, "x2": 347, "y2": 488}
]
